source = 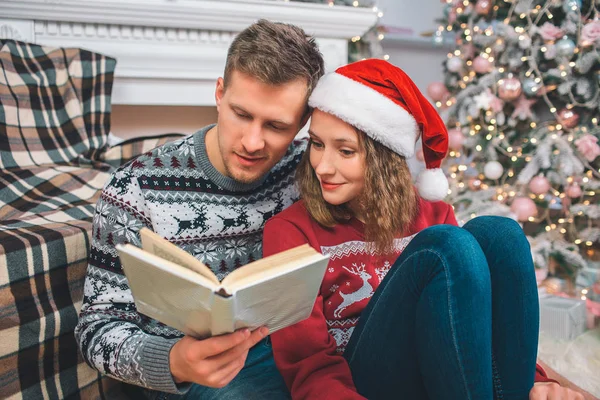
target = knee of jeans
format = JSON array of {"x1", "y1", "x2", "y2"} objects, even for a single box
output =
[
  {"x1": 417, "y1": 225, "x2": 490, "y2": 282},
  {"x1": 465, "y1": 216, "x2": 529, "y2": 251},
  {"x1": 415, "y1": 224, "x2": 475, "y2": 252},
  {"x1": 464, "y1": 215, "x2": 517, "y2": 230},
  {"x1": 415, "y1": 225, "x2": 485, "y2": 265}
]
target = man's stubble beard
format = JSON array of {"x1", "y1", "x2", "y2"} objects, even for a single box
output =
[
  {"x1": 222, "y1": 149, "x2": 271, "y2": 184},
  {"x1": 216, "y1": 132, "x2": 271, "y2": 184}
]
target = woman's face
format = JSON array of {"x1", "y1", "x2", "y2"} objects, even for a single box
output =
[{"x1": 308, "y1": 109, "x2": 366, "y2": 214}]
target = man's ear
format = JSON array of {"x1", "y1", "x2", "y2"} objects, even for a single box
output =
[{"x1": 215, "y1": 77, "x2": 225, "y2": 112}]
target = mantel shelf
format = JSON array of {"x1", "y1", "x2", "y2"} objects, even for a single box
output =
[{"x1": 1, "y1": 0, "x2": 377, "y2": 105}]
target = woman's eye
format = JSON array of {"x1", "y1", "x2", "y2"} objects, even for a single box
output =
[
  {"x1": 310, "y1": 140, "x2": 323, "y2": 148},
  {"x1": 340, "y1": 149, "x2": 355, "y2": 156}
]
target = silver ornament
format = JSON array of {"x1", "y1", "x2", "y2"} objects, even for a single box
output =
[
  {"x1": 433, "y1": 31, "x2": 444, "y2": 47},
  {"x1": 484, "y1": 161, "x2": 504, "y2": 180},
  {"x1": 556, "y1": 37, "x2": 576, "y2": 58}
]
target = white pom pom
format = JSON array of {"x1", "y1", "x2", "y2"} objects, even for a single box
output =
[{"x1": 416, "y1": 168, "x2": 449, "y2": 201}]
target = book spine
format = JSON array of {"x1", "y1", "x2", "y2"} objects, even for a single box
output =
[{"x1": 210, "y1": 293, "x2": 235, "y2": 336}]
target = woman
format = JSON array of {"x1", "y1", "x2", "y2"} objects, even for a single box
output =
[{"x1": 263, "y1": 59, "x2": 582, "y2": 399}]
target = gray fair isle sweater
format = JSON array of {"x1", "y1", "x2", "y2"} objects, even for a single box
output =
[{"x1": 75, "y1": 125, "x2": 306, "y2": 393}]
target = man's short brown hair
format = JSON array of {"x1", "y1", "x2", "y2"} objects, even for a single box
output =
[{"x1": 224, "y1": 19, "x2": 324, "y2": 98}]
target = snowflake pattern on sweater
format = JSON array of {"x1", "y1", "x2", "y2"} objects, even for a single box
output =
[{"x1": 75, "y1": 125, "x2": 306, "y2": 393}]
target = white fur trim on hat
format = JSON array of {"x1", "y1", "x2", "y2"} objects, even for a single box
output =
[
  {"x1": 416, "y1": 168, "x2": 449, "y2": 201},
  {"x1": 308, "y1": 72, "x2": 419, "y2": 157}
]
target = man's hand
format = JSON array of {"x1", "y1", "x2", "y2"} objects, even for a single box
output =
[
  {"x1": 530, "y1": 382, "x2": 585, "y2": 400},
  {"x1": 169, "y1": 327, "x2": 269, "y2": 388}
]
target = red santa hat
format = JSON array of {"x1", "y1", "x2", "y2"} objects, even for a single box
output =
[{"x1": 308, "y1": 59, "x2": 449, "y2": 201}]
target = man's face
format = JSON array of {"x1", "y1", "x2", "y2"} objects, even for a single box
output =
[{"x1": 210, "y1": 70, "x2": 309, "y2": 184}]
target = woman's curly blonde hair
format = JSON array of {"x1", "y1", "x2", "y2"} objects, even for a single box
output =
[{"x1": 297, "y1": 129, "x2": 419, "y2": 254}]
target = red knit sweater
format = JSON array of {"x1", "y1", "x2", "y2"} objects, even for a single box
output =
[{"x1": 263, "y1": 199, "x2": 554, "y2": 399}]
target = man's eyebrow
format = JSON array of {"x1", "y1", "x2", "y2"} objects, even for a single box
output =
[
  {"x1": 269, "y1": 119, "x2": 293, "y2": 127},
  {"x1": 230, "y1": 103, "x2": 250, "y2": 114},
  {"x1": 230, "y1": 103, "x2": 292, "y2": 126}
]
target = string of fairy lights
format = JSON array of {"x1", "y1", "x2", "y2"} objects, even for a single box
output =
[{"x1": 436, "y1": 0, "x2": 600, "y2": 266}]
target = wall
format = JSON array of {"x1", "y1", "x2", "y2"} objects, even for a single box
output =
[
  {"x1": 111, "y1": 105, "x2": 217, "y2": 139},
  {"x1": 111, "y1": 0, "x2": 448, "y2": 140},
  {"x1": 378, "y1": 0, "x2": 448, "y2": 93}
]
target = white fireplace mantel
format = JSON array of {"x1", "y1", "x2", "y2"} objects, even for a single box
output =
[{"x1": 0, "y1": 0, "x2": 377, "y2": 105}]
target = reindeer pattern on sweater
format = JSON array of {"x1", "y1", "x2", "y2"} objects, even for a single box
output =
[{"x1": 320, "y1": 237, "x2": 415, "y2": 353}]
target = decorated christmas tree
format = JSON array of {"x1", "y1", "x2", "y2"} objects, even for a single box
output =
[{"x1": 427, "y1": 0, "x2": 600, "y2": 296}]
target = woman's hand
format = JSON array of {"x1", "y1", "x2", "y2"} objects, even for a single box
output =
[{"x1": 529, "y1": 382, "x2": 585, "y2": 400}]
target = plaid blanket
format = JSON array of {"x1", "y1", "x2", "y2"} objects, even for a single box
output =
[
  {"x1": 0, "y1": 136, "x2": 184, "y2": 400},
  {"x1": 0, "y1": 39, "x2": 185, "y2": 399},
  {"x1": 0, "y1": 40, "x2": 114, "y2": 169}
]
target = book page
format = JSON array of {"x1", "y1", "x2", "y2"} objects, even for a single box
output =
[
  {"x1": 231, "y1": 253, "x2": 329, "y2": 333},
  {"x1": 139, "y1": 227, "x2": 219, "y2": 286},
  {"x1": 222, "y1": 244, "x2": 319, "y2": 291},
  {"x1": 118, "y1": 243, "x2": 219, "y2": 338}
]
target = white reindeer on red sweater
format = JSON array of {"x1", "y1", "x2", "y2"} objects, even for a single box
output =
[{"x1": 333, "y1": 263, "x2": 374, "y2": 318}]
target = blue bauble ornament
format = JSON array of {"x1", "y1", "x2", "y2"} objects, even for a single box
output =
[
  {"x1": 556, "y1": 37, "x2": 576, "y2": 58},
  {"x1": 563, "y1": 0, "x2": 581, "y2": 13},
  {"x1": 547, "y1": 195, "x2": 563, "y2": 210},
  {"x1": 522, "y1": 78, "x2": 541, "y2": 96},
  {"x1": 443, "y1": 4, "x2": 452, "y2": 18},
  {"x1": 433, "y1": 31, "x2": 445, "y2": 47}
]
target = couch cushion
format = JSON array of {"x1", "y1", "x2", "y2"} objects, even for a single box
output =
[
  {"x1": 0, "y1": 40, "x2": 116, "y2": 168},
  {"x1": 0, "y1": 165, "x2": 126, "y2": 399}
]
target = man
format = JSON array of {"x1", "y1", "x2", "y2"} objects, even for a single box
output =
[{"x1": 75, "y1": 19, "x2": 324, "y2": 399}]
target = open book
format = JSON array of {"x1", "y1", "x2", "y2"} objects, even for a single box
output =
[{"x1": 116, "y1": 228, "x2": 329, "y2": 338}]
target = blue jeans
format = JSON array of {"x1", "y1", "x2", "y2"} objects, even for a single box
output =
[
  {"x1": 344, "y1": 216, "x2": 539, "y2": 400},
  {"x1": 144, "y1": 337, "x2": 289, "y2": 400}
]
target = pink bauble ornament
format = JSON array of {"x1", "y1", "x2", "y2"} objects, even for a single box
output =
[
  {"x1": 557, "y1": 108, "x2": 580, "y2": 129},
  {"x1": 535, "y1": 268, "x2": 548, "y2": 283},
  {"x1": 416, "y1": 148, "x2": 425, "y2": 162},
  {"x1": 468, "y1": 178, "x2": 482, "y2": 191},
  {"x1": 448, "y1": 10, "x2": 457, "y2": 24},
  {"x1": 448, "y1": 128, "x2": 465, "y2": 150},
  {"x1": 566, "y1": 183, "x2": 582, "y2": 198},
  {"x1": 511, "y1": 197, "x2": 538, "y2": 221},
  {"x1": 426, "y1": 82, "x2": 449, "y2": 102},
  {"x1": 498, "y1": 77, "x2": 522, "y2": 101},
  {"x1": 473, "y1": 56, "x2": 492, "y2": 74},
  {"x1": 446, "y1": 57, "x2": 463, "y2": 73},
  {"x1": 475, "y1": 0, "x2": 492, "y2": 15},
  {"x1": 528, "y1": 175, "x2": 551, "y2": 195}
]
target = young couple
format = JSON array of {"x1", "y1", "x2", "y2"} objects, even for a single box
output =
[{"x1": 76, "y1": 19, "x2": 583, "y2": 400}]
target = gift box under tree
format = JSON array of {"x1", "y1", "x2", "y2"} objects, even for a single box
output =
[{"x1": 539, "y1": 295, "x2": 587, "y2": 341}]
